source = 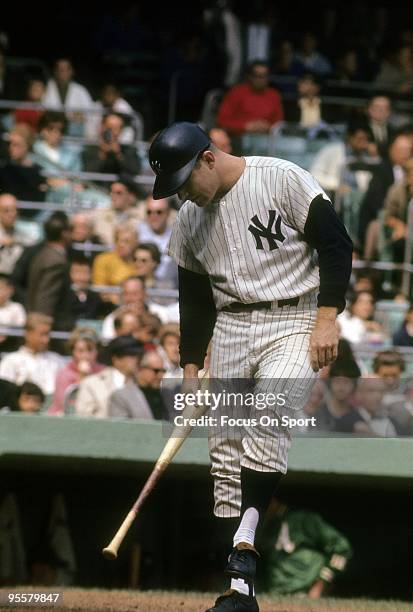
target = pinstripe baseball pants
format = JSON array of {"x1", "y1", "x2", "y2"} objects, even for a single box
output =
[{"x1": 208, "y1": 290, "x2": 318, "y2": 517}]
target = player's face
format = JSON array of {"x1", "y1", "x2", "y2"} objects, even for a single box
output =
[{"x1": 178, "y1": 152, "x2": 220, "y2": 207}]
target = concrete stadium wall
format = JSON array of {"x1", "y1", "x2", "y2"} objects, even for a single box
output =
[{"x1": 1, "y1": 415, "x2": 413, "y2": 598}]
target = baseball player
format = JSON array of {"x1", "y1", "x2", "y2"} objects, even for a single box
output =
[{"x1": 149, "y1": 122, "x2": 352, "y2": 611}]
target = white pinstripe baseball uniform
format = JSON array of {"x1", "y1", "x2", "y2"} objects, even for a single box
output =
[{"x1": 168, "y1": 156, "x2": 329, "y2": 517}]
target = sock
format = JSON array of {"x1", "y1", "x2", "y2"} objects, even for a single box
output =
[
  {"x1": 233, "y1": 507, "x2": 259, "y2": 547},
  {"x1": 231, "y1": 577, "x2": 254, "y2": 596},
  {"x1": 240, "y1": 466, "x2": 282, "y2": 517}
]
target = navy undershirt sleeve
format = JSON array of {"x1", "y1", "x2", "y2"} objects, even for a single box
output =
[
  {"x1": 178, "y1": 265, "x2": 217, "y2": 368},
  {"x1": 303, "y1": 194, "x2": 353, "y2": 314}
]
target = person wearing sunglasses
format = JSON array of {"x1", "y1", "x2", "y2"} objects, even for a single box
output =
[
  {"x1": 108, "y1": 349, "x2": 172, "y2": 420},
  {"x1": 137, "y1": 196, "x2": 178, "y2": 288}
]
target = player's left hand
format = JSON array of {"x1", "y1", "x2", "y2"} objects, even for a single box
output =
[{"x1": 309, "y1": 308, "x2": 339, "y2": 372}]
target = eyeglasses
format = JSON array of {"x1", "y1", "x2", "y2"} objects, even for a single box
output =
[
  {"x1": 143, "y1": 367, "x2": 166, "y2": 374},
  {"x1": 147, "y1": 210, "x2": 166, "y2": 216}
]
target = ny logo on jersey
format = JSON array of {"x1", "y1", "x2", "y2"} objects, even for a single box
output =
[{"x1": 248, "y1": 210, "x2": 286, "y2": 250}]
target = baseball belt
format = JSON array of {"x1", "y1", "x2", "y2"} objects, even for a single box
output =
[{"x1": 221, "y1": 297, "x2": 300, "y2": 313}]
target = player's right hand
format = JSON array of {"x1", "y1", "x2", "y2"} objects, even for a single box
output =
[{"x1": 309, "y1": 309, "x2": 339, "y2": 372}]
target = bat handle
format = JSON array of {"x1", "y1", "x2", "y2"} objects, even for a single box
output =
[{"x1": 102, "y1": 510, "x2": 137, "y2": 560}]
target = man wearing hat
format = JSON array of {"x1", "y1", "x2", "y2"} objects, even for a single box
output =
[{"x1": 75, "y1": 335, "x2": 143, "y2": 418}]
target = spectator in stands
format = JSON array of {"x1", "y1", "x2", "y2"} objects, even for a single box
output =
[
  {"x1": 363, "y1": 96, "x2": 395, "y2": 158},
  {"x1": 393, "y1": 303, "x2": 413, "y2": 346},
  {"x1": 82, "y1": 112, "x2": 140, "y2": 175},
  {"x1": 0, "y1": 193, "x2": 34, "y2": 274},
  {"x1": 335, "y1": 376, "x2": 397, "y2": 437},
  {"x1": 310, "y1": 124, "x2": 378, "y2": 194},
  {"x1": 298, "y1": 73, "x2": 324, "y2": 127},
  {"x1": 294, "y1": 32, "x2": 332, "y2": 76},
  {"x1": 15, "y1": 382, "x2": 45, "y2": 413},
  {"x1": 217, "y1": 61, "x2": 284, "y2": 135},
  {"x1": 13, "y1": 79, "x2": 45, "y2": 132},
  {"x1": 262, "y1": 497, "x2": 352, "y2": 597},
  {"x1": 134, "y1": 312, "x2": 162, "y2": 349},
  {"x1": 0, "y1": 125, "x2": 46, "y2": 205},
  {"x1": 337, "y1": 291, "x2": 385, "y2": 345},
  {"x1": 68, "y1": 212, "x2": 102, "y2": 261},
  {"x1": 359, "y1": 134, "x2": 413, "y2": 250},
  {"x1": 273, "y1": 40, "x2": 305, "y2": 83},
  {"x1": 92, "y1": 225, "x2": 137, "y2": 295},
  {"x1": 390, "y1": 379, "x2": 413, "y2": 436},
  {"x1": 134, "y1": 243, "x2": 162, "y2": 288},
  {"x1": 209, "y1": 127, "x2": 232, "y2": 154},
  {"x1": 93, "y1": 83, "x2": 143, "y2": 143},
  {"x1": 49, "y1": 328, "x2": 104, "y2": 416},
  {"x1": 132, "y1": 349, "x2": 171, "y2": 420},
  {"x1": 92, "y1": 178, "x2": 142, "y2": 245},
  {"x1": 101, "y1": 275, "x2": 174, "y2": 339},
  {"x1": 375, "y1": 45, "x2": 413, "y2": 96},
  {"x1": 0, "y1": 273, "x2": 26, "y2": 328},
  {"x1": 42, "y1": 58, "x2": 94, "y2": 137},
  {"x1": 314, "y1": 360, "x2": 360, "y2": 432},
  {"x1": 137, "y1": 196, "x2": 178, "y2": 288},
  {"x1": 67, "y1": 254, "x2": 106, "y2": 324},
  {"x1": 101, "y1": 276, "x2": 146, "y2": 340},
  {"x1": 33, "y1": 110, "x2": 81, "y2": 174},
  {"x1": 333, "y1": 49, "x2": 363, "y2": 82},
  {"x1": 0, "y1": 312, "x2": 63, "y2": 396},
  {"x1": 0, "y1": 273, "x2": 25, "y2": 353},
  {"x1": 75, "y1": 334, "x2": 143, "y2": 418},
  {"x1": 26, "y1": 212, "x2": 72, "y2": 330},
  {"x1": 379, "y1": 158, "x2": 413, "y2": 263},
  {"x1": 108, "y1": 374, "x2": 154, "y2": 420},
  {"x1": 373, "y1": 350, "x2": 407, "y2": 407},
  {"x1": 158, "y1": 323, "x2": 182, "y2": 380},
  {"x1": 113, "y1": 307, "x2": 140, "y2": 337},
  {"x1": 0, "y1": 378, "x2": 18, "y2": 411}
]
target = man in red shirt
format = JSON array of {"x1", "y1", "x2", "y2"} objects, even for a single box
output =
[{"x1": 217, "y1": 61, "x2": 284, "y2": 135}]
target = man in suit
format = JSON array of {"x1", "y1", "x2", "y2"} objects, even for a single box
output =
[
  {"x1": 26, "y1": 212, "x2": 72, "y2": 330},
  {"x1": 108, "y1": 349, "x2": 174, "y2": 420},
  {"x1": 75, "y1": 335, "x2": 143, "y2": 418},
  {"x1": 358, "y1": 133, "x2": 413, "y2": 252},
  {"x1": 363, "y1": 96, "x2": 396, "y2": 158}
]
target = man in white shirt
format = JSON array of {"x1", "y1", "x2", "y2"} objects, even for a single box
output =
[
  {"x1": 0, "y1": 274, "x2": 26, "y2": 328},
  {"x1": 92, "y1": 179, "x2": 142, "y2": 246},
  {"x1": 42, "y1": 58, "x2": 94, "y2": 137},
  {"x1": 137, "y1": 196, "x2": 178, "y2": 287},
  {"x1": 0, "y1": 194, "x2": 34, "y2": 276},
  {"x1": 102, "y1": 276, "x2": 178, "y2": 340},
  {"x1": 0, "y1": 312, "x2": 64, "y2": 395},
  {"x1": 310, "y1": 124, "x2": 379, "y2": 194},
  {"x1": 75, "y1": 334, "x2": 143, "y2": 418}
]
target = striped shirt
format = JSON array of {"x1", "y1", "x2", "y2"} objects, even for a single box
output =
[{"x1": 167, "y1": 156, "x2": 329, "y2": 310}]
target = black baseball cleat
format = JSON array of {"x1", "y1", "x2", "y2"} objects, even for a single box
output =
[
  {"x1": 224, "y1": 542, "x2": 259, "y2": 582},
  {"x1": 205, "y1": 589, "x2": 259, "y2": 612}
]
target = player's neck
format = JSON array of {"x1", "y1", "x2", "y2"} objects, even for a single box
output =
[{"x1": 215, "y1": 155, "x2": 246, "y2": 201}]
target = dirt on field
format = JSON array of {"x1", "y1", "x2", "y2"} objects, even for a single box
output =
[{"x1": 1, "y1": 590, "x2": 411, "y2": 612}]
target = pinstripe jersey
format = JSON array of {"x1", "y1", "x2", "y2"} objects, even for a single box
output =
[{"x1": 167, "y1": 156, "x2": 329, "y2": 310}]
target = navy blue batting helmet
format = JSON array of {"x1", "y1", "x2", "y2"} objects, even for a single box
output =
[{"x1": 149, "y1": 122, "x2": 210, "y2": 199}]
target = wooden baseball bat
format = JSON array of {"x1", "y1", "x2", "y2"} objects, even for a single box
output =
[{"x1": 102, "y1": 375, "x2": 209, "y2": 560}]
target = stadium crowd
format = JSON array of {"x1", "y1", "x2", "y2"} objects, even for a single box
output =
[{"x1": 1, "y1": 5, "x2": 413, "y2": 438}]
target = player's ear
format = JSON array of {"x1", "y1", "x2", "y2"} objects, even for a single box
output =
[{"x1": 203, "y1": 149, "x2": 216, "y2": 168}]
